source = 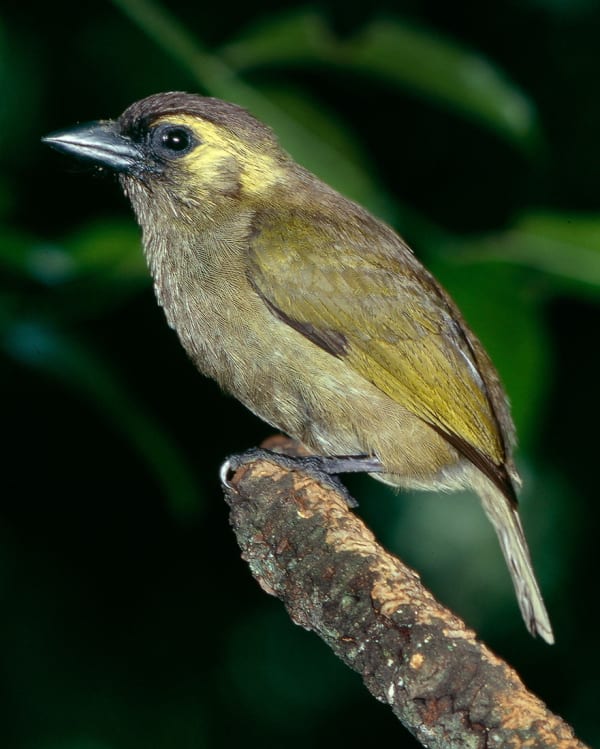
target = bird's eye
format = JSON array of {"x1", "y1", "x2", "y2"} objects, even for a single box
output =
[
  {"x1": 161, "y1": 127, "x2": 191, "y2": 151},
  {"x1": 150, "y1": 124, "x2": 198, "y2": 159}
]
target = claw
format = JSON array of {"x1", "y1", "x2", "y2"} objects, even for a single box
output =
[
  {"x1": 219, "y1": 447, "x2": 382, "y2": 509},
  {"x1": 219, "y1": 458, "x2": 234, "y2": 489}
]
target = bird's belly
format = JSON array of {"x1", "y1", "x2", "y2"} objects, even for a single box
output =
[
  {"x1": 195, "y1": 315, "x2": 464, "y2": 492},
  {"x1": 165, "y1": 280, "x2": 466, "y2": 492}
]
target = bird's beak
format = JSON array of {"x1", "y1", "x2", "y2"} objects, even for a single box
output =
[{"x1": 42, "y1": 120, "x2": 141, "y2": 174}]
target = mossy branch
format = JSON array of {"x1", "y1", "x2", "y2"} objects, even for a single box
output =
[{"x1": 223, "y1": 441, "x2": 587, "y2": 749}]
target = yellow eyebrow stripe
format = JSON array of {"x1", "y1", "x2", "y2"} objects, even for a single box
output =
[{"x1": 154, "y1": 114, "x2": 284, "y2": 196}]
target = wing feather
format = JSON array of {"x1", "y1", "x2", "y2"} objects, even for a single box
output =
[{"x1": 248, "y1": 206, "x2": 508, "y2": 469}]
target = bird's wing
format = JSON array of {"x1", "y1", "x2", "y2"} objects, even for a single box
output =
[{"x1": 248, "y1": 208, "x2": 511, "y2": 486}]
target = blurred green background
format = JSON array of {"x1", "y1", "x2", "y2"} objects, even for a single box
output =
[{"x1": 2, "y1": 0, "x2": 599, "y2": 747}]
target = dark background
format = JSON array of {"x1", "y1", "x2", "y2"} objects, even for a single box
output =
[{"x1": 1, "y1": 1, "x2": 599, "y2": 747}]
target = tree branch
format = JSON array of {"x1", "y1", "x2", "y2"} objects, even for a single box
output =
[{"x1": 223, "y1": 446, "x2": 587, "y2": 749}]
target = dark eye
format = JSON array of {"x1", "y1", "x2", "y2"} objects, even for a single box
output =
[{"x1": 151, "y1": 124, "x2": 198, "y2": 159}]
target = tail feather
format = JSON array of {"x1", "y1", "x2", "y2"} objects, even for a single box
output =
[{"x1": 478, "y1": 483, "x2": 554, "y2": 644}]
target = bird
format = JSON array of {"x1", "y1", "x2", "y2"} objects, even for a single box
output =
[{"x1": 43, "y1": 91, "x2": 554, "y2": 643}]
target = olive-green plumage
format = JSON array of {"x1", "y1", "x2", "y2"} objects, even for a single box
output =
[{"x1": 43, "y1": 91, "x2": 553, "y2": 643}]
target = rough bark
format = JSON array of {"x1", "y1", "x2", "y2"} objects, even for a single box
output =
[{"x1": 223, "y1": 445, "x2": 587, "y2": 749}]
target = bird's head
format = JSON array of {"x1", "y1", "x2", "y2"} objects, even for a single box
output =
[{"x1": 43, "y1": 92, "x2": 287, "y2": 225}]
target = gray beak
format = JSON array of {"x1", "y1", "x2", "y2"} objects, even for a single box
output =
[{"x1": 42, "y1": 120, "x2": 141, "y2": 174}]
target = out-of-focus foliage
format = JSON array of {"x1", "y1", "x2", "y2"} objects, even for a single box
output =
[
  {"x1": 221, "y1": 10, "x2": 542, "y2": 150},
  {"x1": 1, "y1": 0, "x2": 599, "y2": 747}
]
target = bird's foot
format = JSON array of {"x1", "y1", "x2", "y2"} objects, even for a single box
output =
[{"x1": 220, "y1": 448, "x2": 383, "y2": 509}]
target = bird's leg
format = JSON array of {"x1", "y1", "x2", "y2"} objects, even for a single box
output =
[{"x1": 221, "y1": 448, "x2": 384, "y2": 508}]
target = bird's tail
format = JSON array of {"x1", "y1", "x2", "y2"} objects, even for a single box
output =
[{"x1": 477, "y1": 482, "x2": 554, "y2": 644}]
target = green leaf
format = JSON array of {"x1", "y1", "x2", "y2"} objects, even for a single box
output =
[
  {"x1": 220, "y1": 9, "x2": 334, "y2": 68},
  {"x1": 0, "y1": 220, "x2": 150, "y2": 323},
  {"x1": 449, "y1": 211, "x2": 600, "y2": 298},
  {"x1": 222, "y1": 11, "x2": 541, "y2": 151},
  {"x1": 344, "y1": 20, "x2": 541, "y2": 150},
  {"x1": 2, "y1": 320, "x2": 202, "y2": 518},
  {"x1": 0, "y1": 220, "x2": 146, "y2": 285}
]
